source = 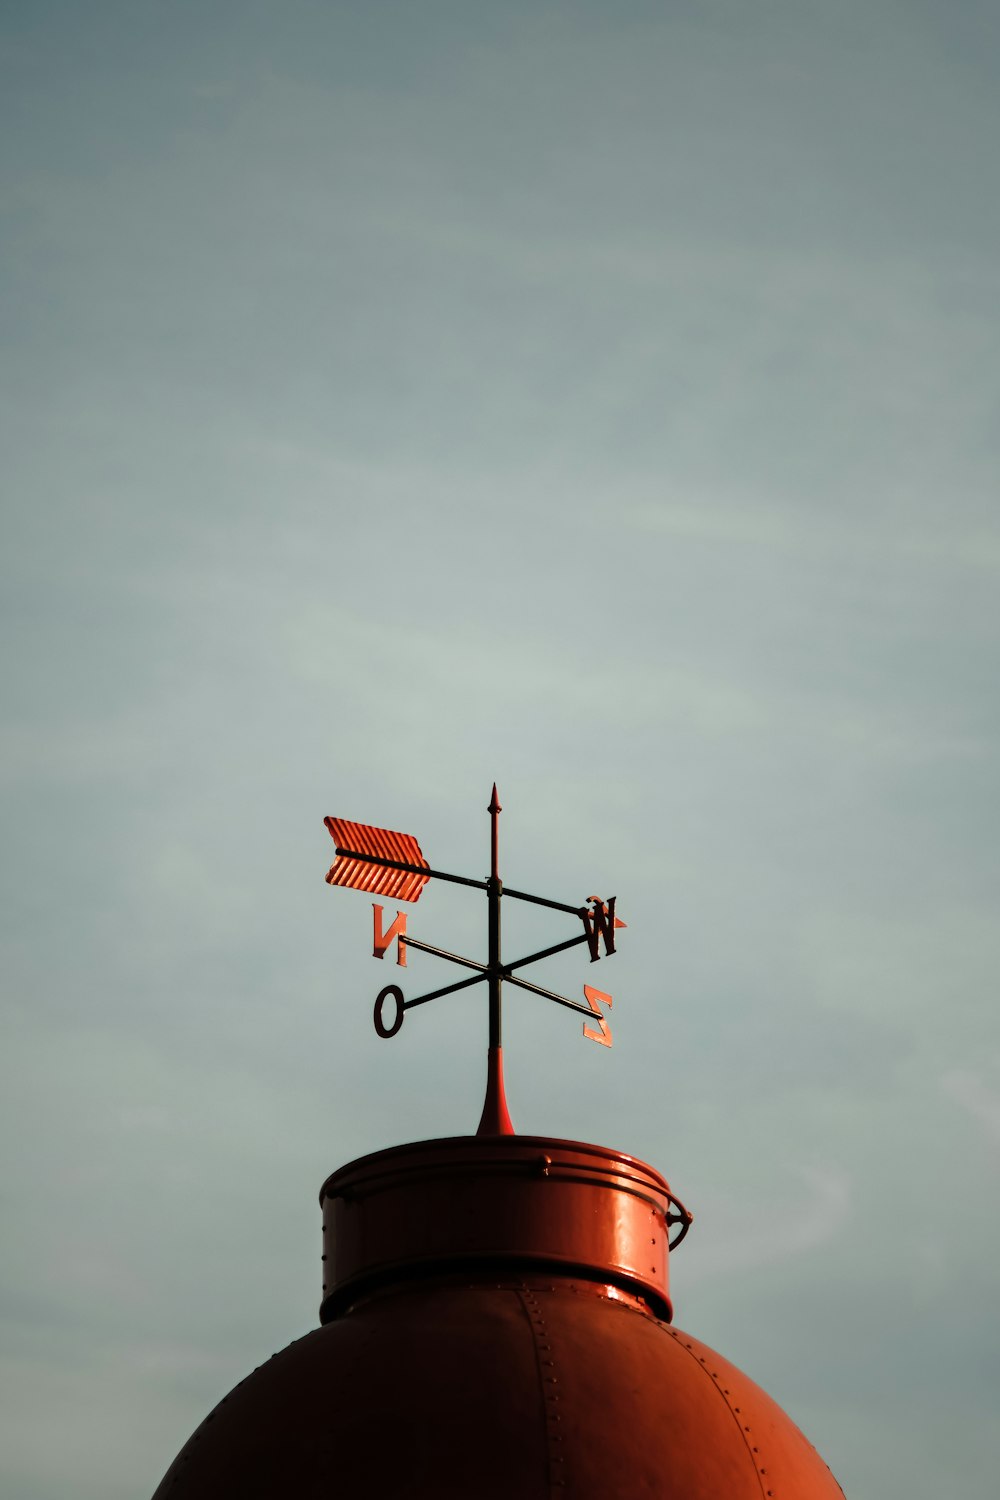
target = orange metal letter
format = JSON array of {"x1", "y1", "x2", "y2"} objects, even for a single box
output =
[
  {"x1": 373, "y1": 903, "x2": 407, "y2": 966},
  {"x1": 582, "y1": 896, "x2": 626, "y2": 962},
  {"x1": 582, "y1": 985, "x2": 613, "y2": 1047}
]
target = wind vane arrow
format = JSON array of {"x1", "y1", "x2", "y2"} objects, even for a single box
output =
[{"x1": 324, "y1": 818, "x2": 431, "y2": 903}]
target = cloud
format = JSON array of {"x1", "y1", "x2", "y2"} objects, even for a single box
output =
[
  {"x1": 682, "y1": 1165, "x2": 852, "y2": 1284},
  {"x1": 942, "y1": 1069, "x2": 1000, "y2": 1147}
]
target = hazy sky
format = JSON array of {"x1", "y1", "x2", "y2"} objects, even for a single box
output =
[{"x1": 3, "y1": 3, "x2": 999, "y2": 1497}]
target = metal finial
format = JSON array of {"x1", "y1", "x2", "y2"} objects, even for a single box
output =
[{"x1": 488, "y1": 782, "x2": 501, "y2": 882}]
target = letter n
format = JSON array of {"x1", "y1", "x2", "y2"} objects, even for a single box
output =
[{"x1": 373, "y1": 903, "x2": 407, "y2": 966}]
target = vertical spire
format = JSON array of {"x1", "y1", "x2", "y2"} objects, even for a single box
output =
[{"x1": 478, "y1": 783, "x2": 513, "y2": 1135}]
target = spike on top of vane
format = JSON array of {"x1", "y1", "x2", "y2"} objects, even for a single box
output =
[
  {"x1": 488, "y1": 783, "x2": 501, "y2": 881},
  {"x1": 324, "y1": 817, "x2": 430, "y2": 904}
]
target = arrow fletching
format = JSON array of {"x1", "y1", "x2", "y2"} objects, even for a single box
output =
[{"x1": 324, "y1": 817, "x2": 430, "y2": 903}]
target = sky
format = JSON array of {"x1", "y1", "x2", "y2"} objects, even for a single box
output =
[{"x1": 2, "y1": 1, "x2": 999, "y2": 1495}]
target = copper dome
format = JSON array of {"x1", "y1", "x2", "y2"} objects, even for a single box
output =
[{"x1": 153, "y1": 1133, "x2": 844, "y2": 1498}]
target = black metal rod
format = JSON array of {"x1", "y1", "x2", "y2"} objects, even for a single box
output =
[
  {"x1": 488, "y1": 875, "x2": 501, "y2": 1047},
  {"x1": 487, "y1": 786, "x2": 502, "y2": 1049},
  {"x1": 503, "y1": 932, "x2": 590, "y2": 973},
  {"x1": 336, "y1": 847, "x2": 488, "y2": 891},
  {"x1": 402, "y1": 971, "x2": 489, "y2": 1010},
  {"x1": 399, "y1": 935, "x2": 487, "y2": 974},
  {"x1": 502, "y1": 885, "x2": 586, "y2": 917},
  {"x1": 503, "y1": 971, "x2": 597, "y2": 1018}
]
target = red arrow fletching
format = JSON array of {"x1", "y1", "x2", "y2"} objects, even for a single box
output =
[{"x1": 324, "y1": 818, "x2": 430, "y2": 903}]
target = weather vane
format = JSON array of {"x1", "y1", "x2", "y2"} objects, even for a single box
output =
[{"x1": 323, "y1": 786, "x2": 626, "y2": 1135}]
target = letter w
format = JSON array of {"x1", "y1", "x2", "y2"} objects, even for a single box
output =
[
  {"x1": 373, "y1": 904, "x2": 407, "y2": 966},
  {"x1": 582, "y1": 896, "x2": 622, "y2": 962}
]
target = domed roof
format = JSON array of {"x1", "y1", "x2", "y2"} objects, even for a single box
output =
[{"x1": 153, "y1": 1134, "x2": 844, "y2": 1499}]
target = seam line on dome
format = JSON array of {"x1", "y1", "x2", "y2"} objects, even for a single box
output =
[
  {"x1": 667, "y1": 1329, "x2": 771, "y2": 1499},
  {"x1": 516, "y1": 1287, "x2": 568, "y2": 1497}
]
